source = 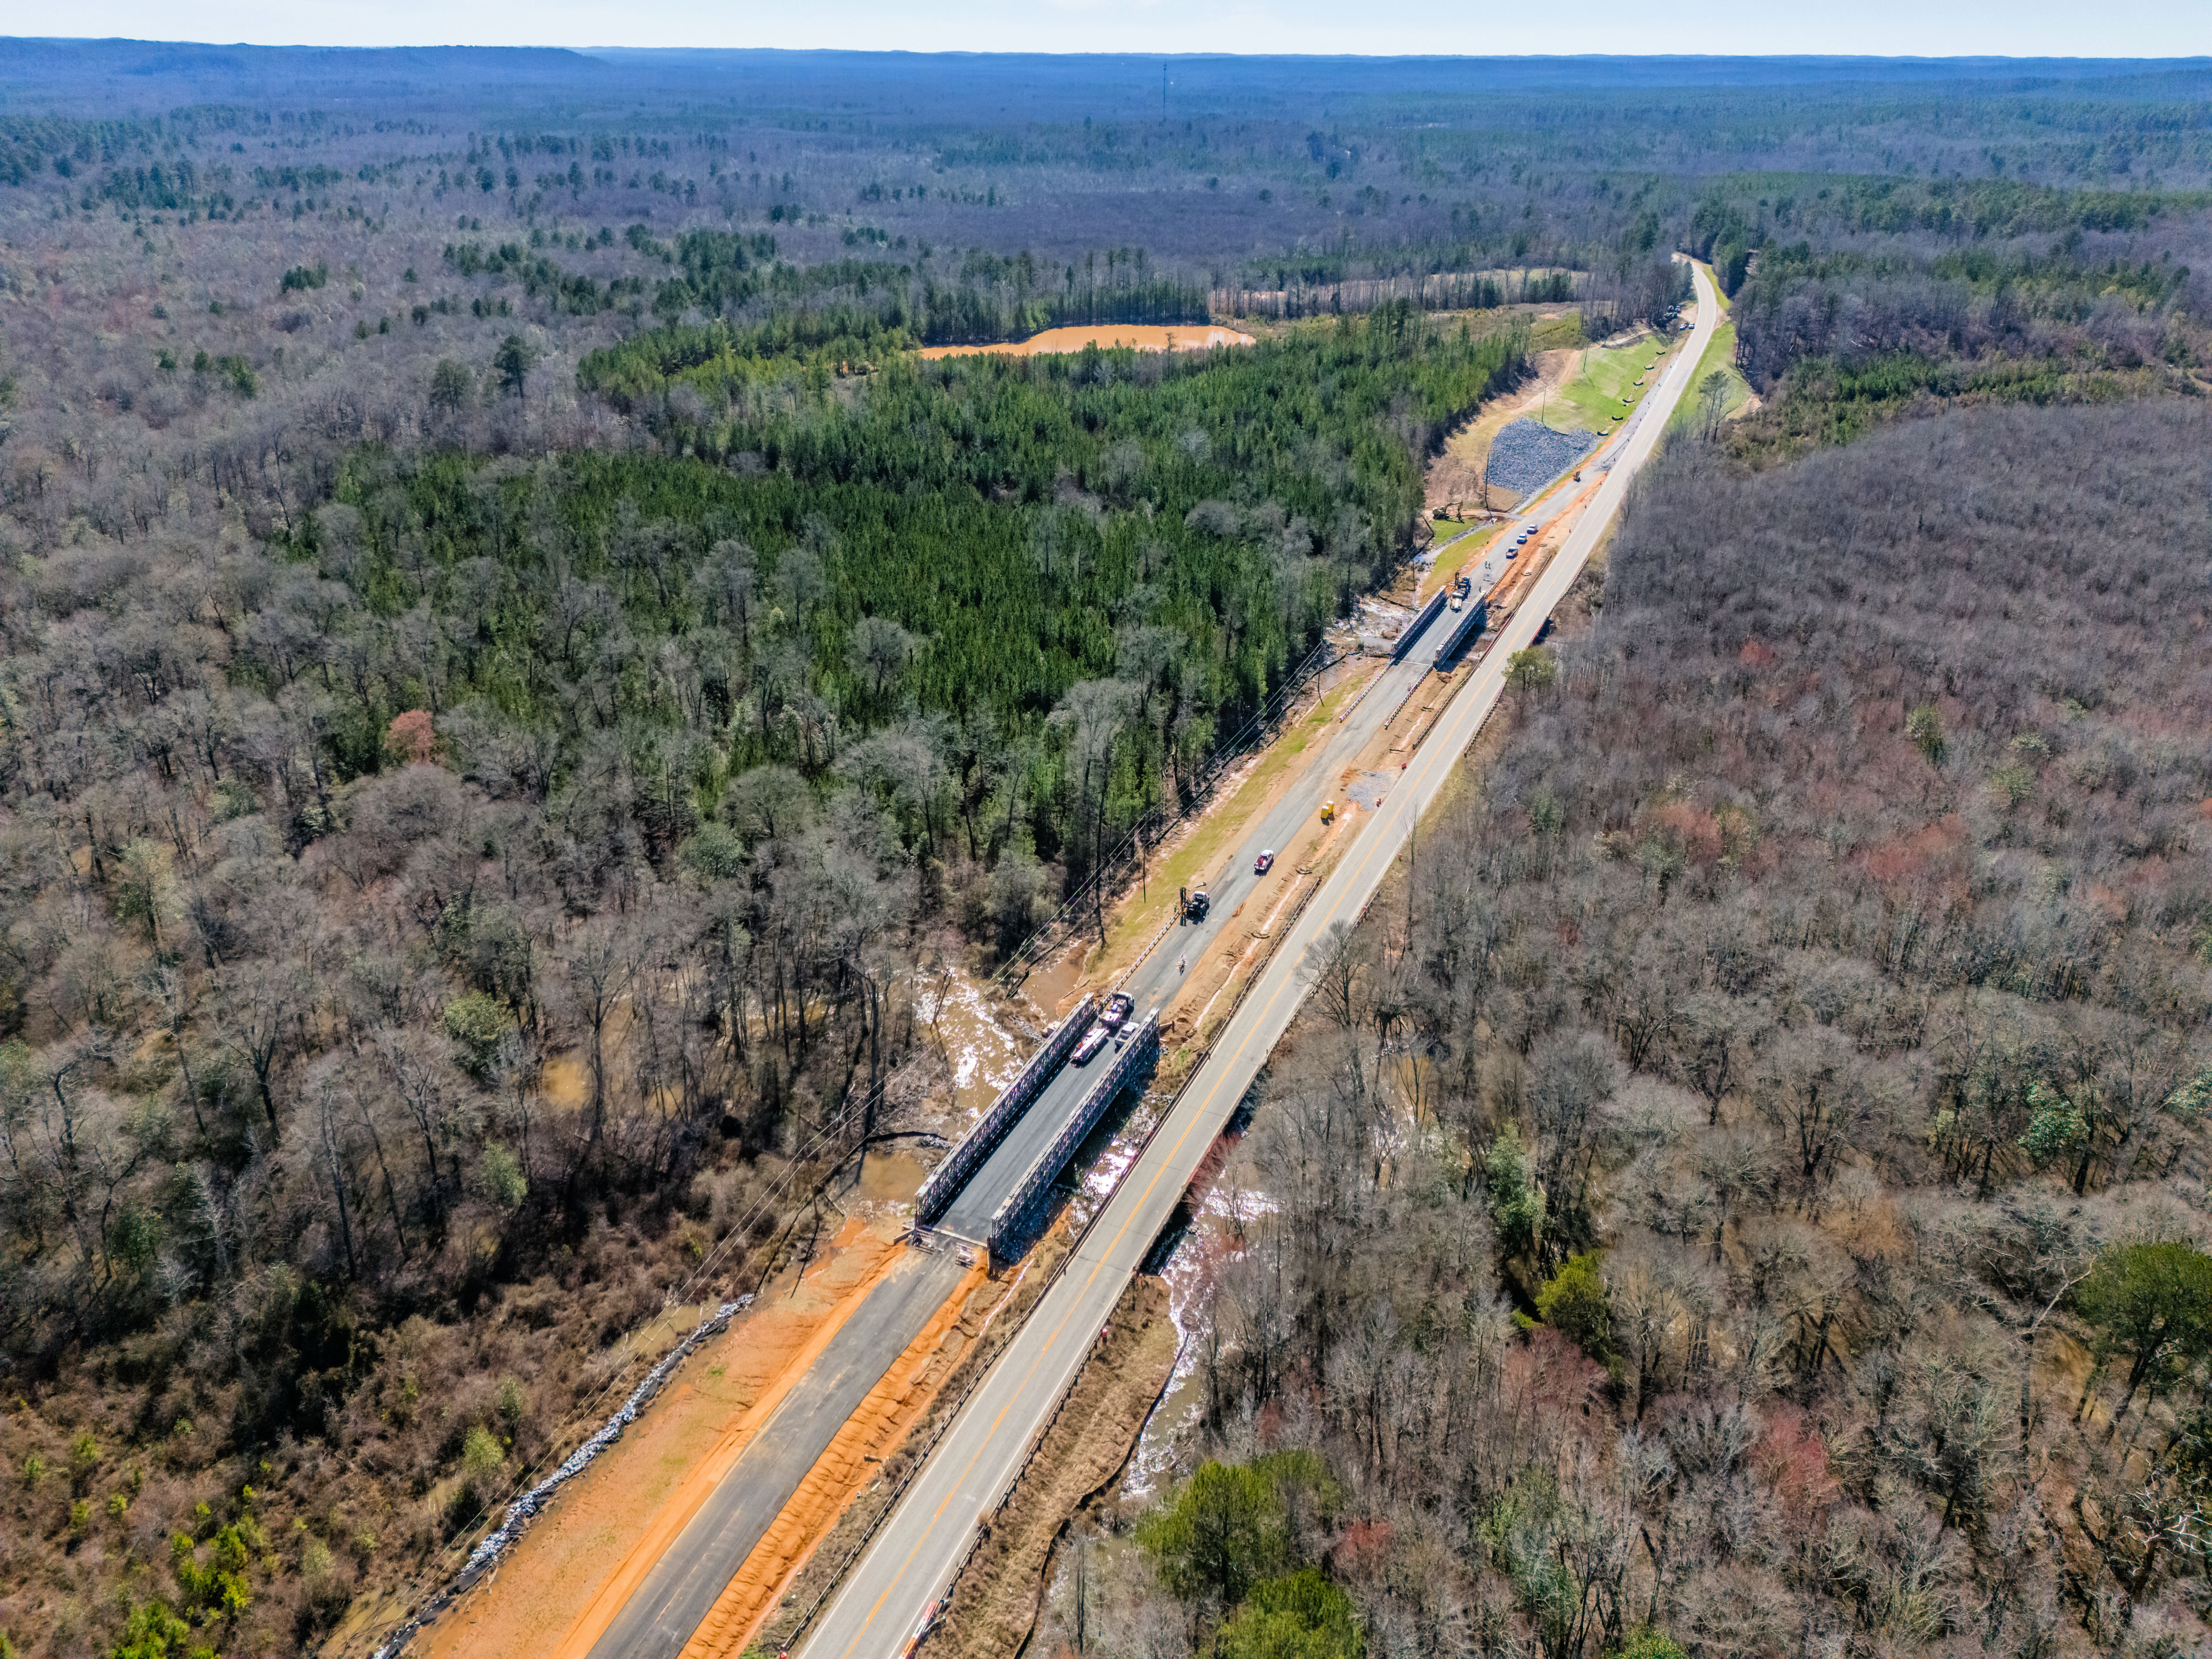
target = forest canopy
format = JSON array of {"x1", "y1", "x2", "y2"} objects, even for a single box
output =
[
  {"x1": 1135, "y1": 399, "x2": 2212, "y2": 1659},
  {"x1": 285, "y1": 309, "x2": 1524, "y2": 878},
  {"x1": 2, "y1": 42, "x2": 2210, "y2": 1659}
]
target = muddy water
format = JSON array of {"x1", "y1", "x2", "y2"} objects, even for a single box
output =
[
  {"x1": 920, "y1": 323, "x2": 1255, "y2": 360},
  {"x1": 1122, "y1": 1172, "x2": 1280, "y2": 1499},
  {"x1": 912, "y1": 965, "x2": 1030, "y2": 1127},
  {"x1": 1017, "y1": 949, "x2": 1087, "y2": 1024},
  {"x1": 852, "y1": 1149, "x2": 926, "y2": 1207}
]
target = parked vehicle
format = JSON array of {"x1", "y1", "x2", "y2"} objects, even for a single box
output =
[
  {"x1": 1184, "y1": 886, "x2": 1210, "y2": 921},
  {"x1": 1254, "y1": 849, "x2": 1275, "y2": 875},
  {"x1": 1100, "y1": 992, "x2": 1135, "y2": 1030},
  {"x1": 1071, "y1": 1023, "x2": 1110, "y2": 1064}
]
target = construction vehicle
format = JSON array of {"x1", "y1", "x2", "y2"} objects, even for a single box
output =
[
  {"x1": 1183, "y1": 885, "x2": 1210, "y2": 922},
  {"x1": 1320, "y1": 800, "x2": 1337, "y2": 826},
  {"x1": 1448, "y1": 572, "x2": 1472, "y2": 611}
]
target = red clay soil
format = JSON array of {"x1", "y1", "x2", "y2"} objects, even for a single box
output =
[
  {"x1": 673, "y1": 1260, "x2": 993, "y2": 1658},
  {"x1": 417, "y1": 1215, "x2": 907, "y2": 1659}
]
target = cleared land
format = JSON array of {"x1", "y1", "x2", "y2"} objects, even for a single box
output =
[
  {"x1": 1426, "y1": 321, "x2": 1583, "y2": 512},
  {"x1": 417, "y1": 1215, "x2": 918, "y2": 1659},
  {"x1": 1538, "y1": 325, "x2": 1677, "y2": 435},
  {"x1": 919, "y1": 324, "x2": 1255, "y2": 358},
  {"x1": 1668, "y1": 264, "x2": 1757, "y2": 431}
]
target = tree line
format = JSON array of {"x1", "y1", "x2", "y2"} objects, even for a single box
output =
[
  {"x1": 0, "y1": 301, "x2": 1523, "y2": 1655},
  {"x1": 1070, "y1": 399, "x2": 2212, "y2": 1659}
]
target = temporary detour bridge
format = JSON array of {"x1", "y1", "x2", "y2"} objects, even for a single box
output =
[
  {"x1": 913, "y1": 995, "x2": 1095, "y2": 1229},
  {"x1": 986, "y1": 1013, "x2": 1161, "y2": 1269}
]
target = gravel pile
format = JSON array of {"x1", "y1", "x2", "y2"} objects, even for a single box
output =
[
  {"x1": 1485, "y1": 419, "x2": 1597, "y2": 497},
  {"x1": 1347, "y1": 771, "x2": 1395, "y2": 809}
]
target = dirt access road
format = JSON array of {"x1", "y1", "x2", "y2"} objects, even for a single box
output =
[
  {"x1": 424, "y1": 270, "x2": 1708, "y2": 1659},
  {"x1": 508, "y1": 587, "x2": 1440, "y2": 1659},
  {"x1": 794, "y1": 259, "x2": 1721, "y2": 1659}
]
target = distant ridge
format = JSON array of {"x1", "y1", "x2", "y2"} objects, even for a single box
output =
[
  {"x1": 0, "y1": 39, "x2": 610, "y2": 111},
  {"x1": 0, "y1": 39, "x2": 2207, "y2": 116}
]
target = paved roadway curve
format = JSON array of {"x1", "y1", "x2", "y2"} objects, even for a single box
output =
[{"x1": 797, "y1": 260, "x2": 1721, "y2": 1659}]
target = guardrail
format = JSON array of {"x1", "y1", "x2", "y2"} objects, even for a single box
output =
[
  {"x1": 914, "y1": 996, "x2": 1096, "y2": 1228},
  {"x1": 1431, "y1": 598, "x2": 1489, "y2": 668},
  {"x1": 1390, "y1": 589, "x2": 1449, "y2": 663},
  {"x1": 986, "y1": 1013, "x2": 1162, "y2": 1267}
]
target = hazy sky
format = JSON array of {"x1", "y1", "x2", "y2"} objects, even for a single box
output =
[{"x1": 43, "y1": 0, "x2": 2212, "y2": 58}]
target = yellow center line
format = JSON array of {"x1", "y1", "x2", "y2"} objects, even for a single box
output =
[{"x1": 808, "y1": 265, "x2": 1719, "y2": 1659}]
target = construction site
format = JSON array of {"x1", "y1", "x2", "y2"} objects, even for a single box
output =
[{"x1": 368, "y1": 278, "x2": 1707, "y2": 1659}]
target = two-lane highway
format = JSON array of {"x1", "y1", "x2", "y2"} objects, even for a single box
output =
[
  {"x1": 560, "y1": 556, "x2": 1443, "y2": 1659},
  {"x1": 938, "y1": 636, "x2": 1434, "y2": 1239},
  {"x1": 796, "y1": 260, "x2": 1721, "y2": 1659}
]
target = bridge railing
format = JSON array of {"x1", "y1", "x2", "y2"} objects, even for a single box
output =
[
  {"x1": 986, "y1": 1012, "x2": 1161, "y2": 1267},
  {"x1": 1391, "y1": 588, "x2": 1449, "y2": 663},
  {"x1": 914, "y1": 995, "x2": 1096, "y2": 1228},
  {"x1": 1432, "y1": 598, "x2": 1489, "y2": 667}
]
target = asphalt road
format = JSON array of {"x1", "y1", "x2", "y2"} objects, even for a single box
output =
[
  {"x1": 579, "y1": 1247, "x2": 971, "y2": 1659},
  {"x1": 794, "y1": 260, "x2": 1722, "y2": 1659},
  {"x1": 934, "y1": 640, "x2": 1438, "y2": 1240},
  {"x1": 574, "y1": 651, "x2": 1446, "y2": 1655},
  {"x1": 572, "y1": 665, "x2": 1441, "y2": 1653}
]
